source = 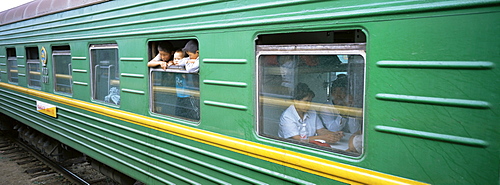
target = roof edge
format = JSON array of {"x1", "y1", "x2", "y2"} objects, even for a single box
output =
[{"x1": 0, "y1": 0, "x2": 109, "y2": 26}]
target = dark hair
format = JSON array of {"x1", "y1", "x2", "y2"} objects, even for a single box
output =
[
  {"x1": 331, "y1": 74, "x2": 348, "y2": 89},
  {"x1": 157, "y1": 41, "x2": 174, "y2": 53},
  {"x1": 174, "y1": 49, "x2": 186, "y2": 57},
  {"x1": 294, "y1": 83, "x2": 315, "y2": 100},
  {"x1": 182, "y1": 40, "x2": 198, "y2": 53}
]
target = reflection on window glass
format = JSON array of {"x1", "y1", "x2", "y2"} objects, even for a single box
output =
[
  {"x1": 151, "y1": 71, "x2": 200, "y2": 121},
  {"x1": 258, "y1": 45, "x2": 365, "y2": 156},
  {"x1": 53, "y1": 48, "x2": 72, "y2": 94},
  {"x1": 90, "y1": 45, "x2": 120, "y2": 105},
  {"x1": 7, "y1": 48, "x2": 18, "y2": 83},
  {"x1": 26, "y1": 47, "x2": 41, "y2": 88}
]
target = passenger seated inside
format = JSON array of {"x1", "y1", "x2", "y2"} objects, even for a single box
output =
[
  {"x1": 319, "y1": 74, "x2": 361, "y2": 134},
  {"x1": 346, "y1": 130, "x2": 362, "y2": 153},
  {"x1": 148, "y1": 41, "x2": 174, "y2": 70},
  {"x1": 279, "y1": 83, "x2": 344, "y2": 144}
]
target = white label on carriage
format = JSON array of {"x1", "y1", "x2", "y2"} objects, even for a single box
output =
[{"x1": 36, "y1": 101, "x2": 57, "y2": 117}]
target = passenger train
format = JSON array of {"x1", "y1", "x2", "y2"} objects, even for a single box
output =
[{"x1": 0, "y1": 0, "x2": 498, "y2": 184}]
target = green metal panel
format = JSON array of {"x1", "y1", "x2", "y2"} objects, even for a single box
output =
[
  {"x1": 366, "y1": 9, "x2": 499, "y2": 184},
  {"x1": 69, "y1": 42, "x2": 92, "y2": 101},
  {"x1": 0, "y1": 46, "x2": 6, "y2": 82},
  {"x1": 38, "y1": 44, "x2": 52, "y2": 93},
  {"x1": 13, "y1": 45, "x2": 26, "y2": 86},
  {"x1": 116, "y1": 38, "x2": 149, "y2": 115},
  {"x1": 0, "y1": 0, "x2": 498, "y2": 184},
  {"x1": 197, "y1": 31, "x2": 256, "y2": 138},
  {"x1": 0, "y1": 87, "x2": 333, "y2": 184}
]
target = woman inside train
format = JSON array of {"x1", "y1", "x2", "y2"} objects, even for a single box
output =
[
  {"x1": 319, "y1": 74, "x2": 361, "y2": 134},
  {"x1": 278, "y1": 83, "x2": 344, "y2": 144}
]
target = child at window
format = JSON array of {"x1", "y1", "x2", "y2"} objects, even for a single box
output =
[
  {"x1": 179, "y1": 40, "x2": 199, "y2": 73},
  {"x1": 148, "y1": 41, "x2": 174, "y2": 70},
  {"x1": 168, "y1": 49, "x2": 185, "y2": 69},
  {"x1": 169, "y1": 48, "x2": 199, "y2": 120}
]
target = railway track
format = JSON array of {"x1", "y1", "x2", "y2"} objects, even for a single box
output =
[{"x1": 0, "y1": 130, "x2": 119, "y2": 185}]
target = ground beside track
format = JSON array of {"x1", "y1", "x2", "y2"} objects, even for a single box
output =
[{"x1": 0, "y1": 151, "x2": 38, "y2": 185}]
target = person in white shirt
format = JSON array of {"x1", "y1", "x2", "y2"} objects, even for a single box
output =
[
  {"x1": 179, "y1": 40, "x2": 199, "y2": 73},
  {"x1": 147, "y1": 41, "x2": 174, "y2": 70},
  {"x1": 279, "y1": 83, "x2": 344, "y2": 143},
  {"x1": 319, "y1": 75, "x2": 361, "y2": 134},
  {"x1": 167, "y1": 49, "x2": 199, "y2": 120}
]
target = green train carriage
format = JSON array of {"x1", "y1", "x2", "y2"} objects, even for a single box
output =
[{"x1": 0, "y1": 0, "x2": 498, "y2": 184}]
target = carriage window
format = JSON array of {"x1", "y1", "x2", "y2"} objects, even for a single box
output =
[
  {"x1": 53, "y1": 46, "x2": 72, "y2": 94},
  {"x1": 7, "y1": 48, "x2": 18, "y2": 83},
  {"x1": 26, "y1": 47, "x2": 41, "y2": 88},
  {"x1": 257, "y1": 43, "x2": 365, "y2": 156},
  {"x1": 90, "y1": 44, "x2": 120, "y2": 105},
  {"x1": 149, "y1": 40, "x2": 200, "y2": 121}
]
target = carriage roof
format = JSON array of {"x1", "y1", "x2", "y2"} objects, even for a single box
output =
[{"x1": 0, "y1": 0, "x2": 108, "y2": 25}]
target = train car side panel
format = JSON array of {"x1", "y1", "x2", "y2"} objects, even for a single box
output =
[{"x1": 367, "y1": 8, "x2": 499, "y2": 184}]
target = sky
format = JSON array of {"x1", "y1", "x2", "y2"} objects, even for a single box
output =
[{"x1": 0, "y1": 0, "x2": 35, "y2": 12}]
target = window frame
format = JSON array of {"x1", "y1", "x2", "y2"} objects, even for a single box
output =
[
  {"x1": 147, "y1": 39, "x2": 201, "y2": 122},
  {"x1": 255, "y1": 43, "x2": 366, "y2": 155},
  {"x1": 149, "y1": 68, "x2": 201, "y2": 121},
  {"x1": 6, "y1": 48, "x2": 18, "y2": 84},
  {"x1": 52, "y1": 48, "x2": 72, "y2": 95},
  {"x1": 26, "y1": 47, "x2": 41, "y2": 88},
  {"x1": 89, "y1": 44, "x2": 120, "y2": 105}
]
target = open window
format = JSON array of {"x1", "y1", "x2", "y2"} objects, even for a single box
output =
[
  {"x1": 6, "y1": 48, "x2": 18, "y2": 84},
  {"x1": 149, "y1": 39, "x2": 200, "y2": 122},
  {"x1": 257, "y1": 30, "x2": 365, "y2": 156},
  {"x1": 90, "y1": 44, "x2": 120, "y2": 105},
  {"x1": 53, "y1": 46, "x2": 72, "y2": 94}
]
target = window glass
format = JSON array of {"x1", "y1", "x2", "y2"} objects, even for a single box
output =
[
  {"x1": 53, "y1": 47, "x2": 72, "y2": 94},
  {"x1": 26, "y1": 47, "x2": 41, "y2": 88},
  {"x1": 149, "y1": 40, "x2": 200, "y2": 121},
  {"x1": 90, "y1": 44, "x2": 120, "y2": 105},
  {"x1": 6, "y1": 48, "x2": 18, "y2": 83},
  {"x1": 151, "y1": 71, "x2": 200, "y2": 121},
  {"x1": 258, "y1": 44, "x2": 365, "y2": 156}
]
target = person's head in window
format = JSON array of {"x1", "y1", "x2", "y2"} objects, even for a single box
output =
[
  {"x1": 331, "y1": 74, "x2": 352, "y2": 106},
  {"x1": 293, "y1": 83, "x2": 315, "y2": 116},
  {"x1": 173, "y1": 49, "x2": 185, "y2": 65},
  {"x1": 279, "y1": 82, "x2": 344, "y2": 143},
  {"x1": 182, "y1": 40, "x2": 199, "y2": 60},
  {"x1": 158, "y1": 41, "x2": 174, "y2": 62},
  {"x1": 148, "y1": 41, "x2": 174, "y2": 70}
]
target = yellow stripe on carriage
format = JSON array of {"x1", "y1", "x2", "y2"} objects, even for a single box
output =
[{"x1": 1, "y1": 82, "x2": 428, "y2": 185}]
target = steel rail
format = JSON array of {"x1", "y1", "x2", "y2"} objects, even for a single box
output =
[{"x1": 9, "y1": 135, "x2": 90, "y2": 185}]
